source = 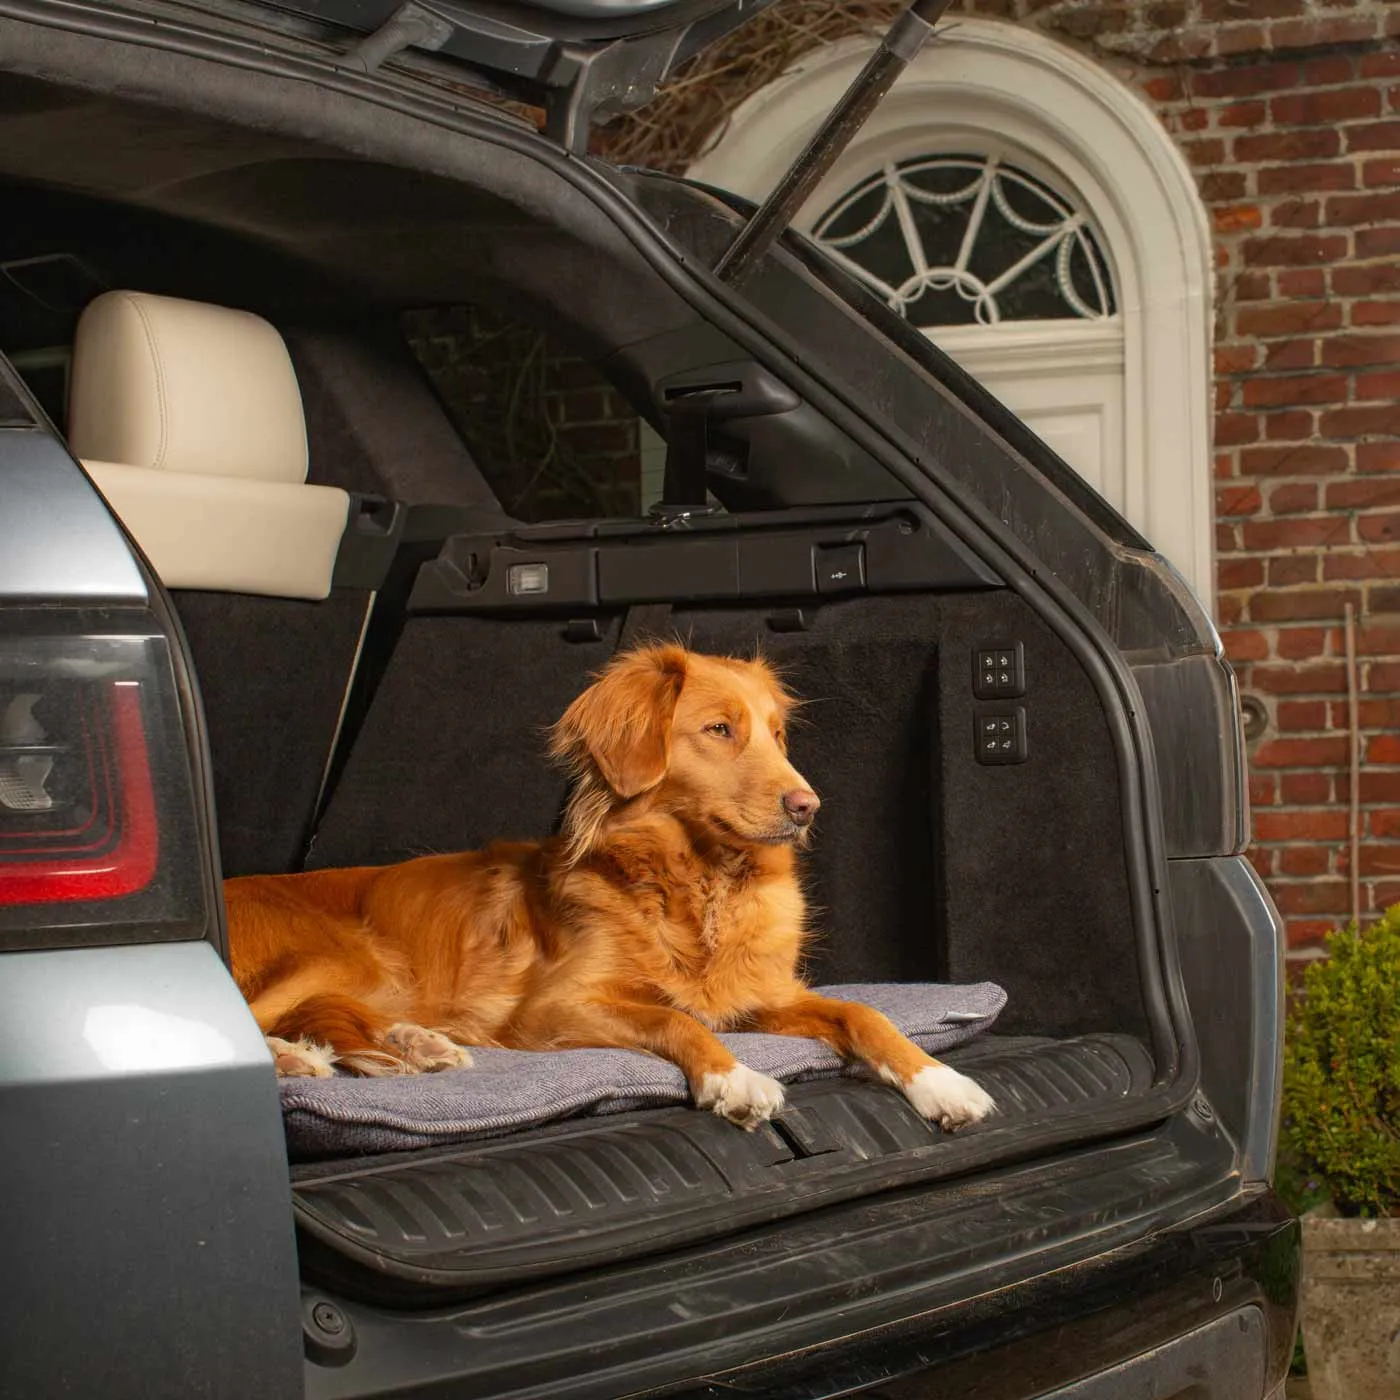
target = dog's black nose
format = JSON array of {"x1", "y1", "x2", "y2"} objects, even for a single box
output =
[{"x1": 782, "y1": 789, "x2": 821, "y2": 826}]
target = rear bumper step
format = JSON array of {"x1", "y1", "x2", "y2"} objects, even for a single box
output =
[{"x1": 293, "y1": 1033, "x2": 1157, "y2": 1299}]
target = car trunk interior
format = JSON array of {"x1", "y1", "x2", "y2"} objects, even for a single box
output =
[{"x1": 0, "y1": 70, "x2": 1215, "y2": 1305}]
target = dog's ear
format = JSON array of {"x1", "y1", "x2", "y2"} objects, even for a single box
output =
[{"x1": 551, "y1": 645, "x2": 687, "y2": 798}]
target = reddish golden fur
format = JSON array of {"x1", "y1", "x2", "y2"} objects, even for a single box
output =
[{"x1": 227, "y1": 645, "x2": 993, "y2": 1128}]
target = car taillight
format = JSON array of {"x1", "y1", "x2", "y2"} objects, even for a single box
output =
[{"x1": 0, "y1": 618, "x2": 204, "y2": 946}]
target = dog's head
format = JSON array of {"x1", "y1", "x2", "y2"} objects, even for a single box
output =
[{"x1": 550, "y1": 644, "x2": 818, "y2": 860}]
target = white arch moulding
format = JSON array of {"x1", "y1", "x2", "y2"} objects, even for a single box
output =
[{"x1": 689, "y1": 19, "x2": 1216, "y2": 611}]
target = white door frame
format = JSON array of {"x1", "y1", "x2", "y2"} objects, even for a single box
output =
[{"x1": 689, "y1": 19, "x2": 1216, "y2": 611}]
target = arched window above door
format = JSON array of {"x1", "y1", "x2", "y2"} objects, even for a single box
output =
[
  {"x1": 688, "y1": 19, "x2": 1215, "y2": 612},
  {"x1": 814, "y1": 152, "x2": 1117, "y2": 328}
]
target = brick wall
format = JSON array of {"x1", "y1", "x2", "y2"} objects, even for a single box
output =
[{"x1": 947, "y1": 1, "x2": 1400, "y2": 956}]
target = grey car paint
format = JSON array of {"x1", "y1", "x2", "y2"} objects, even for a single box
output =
[
  {"x1": 0, "y1": 941, "x2": 303, "y2": 1398},
  {"x1": 0, "y1": 426, "x2": 146, "y2": 603}
]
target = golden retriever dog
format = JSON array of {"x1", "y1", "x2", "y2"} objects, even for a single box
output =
[{"x1": 226, "y1": 644, "x2": 995, "y2": 1130}]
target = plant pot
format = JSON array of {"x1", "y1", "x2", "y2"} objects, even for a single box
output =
[{"x1": 1299, "y1": 1206, "x2": 1400, "y2": 1400}]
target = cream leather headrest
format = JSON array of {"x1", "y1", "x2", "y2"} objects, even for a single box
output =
[{"x1": 68, "y1": 290, "x2": 309, "y2": 483}]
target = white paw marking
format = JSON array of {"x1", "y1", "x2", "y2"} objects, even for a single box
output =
[
  {"x1": 902, "y1": 1063, "x2": 996, "y2": 1131},
  {"x1": 384, "y1": 1023, "x2": 474, "y2": 1072},
  {"x1": 696, "y1": 1064, "x2": 786, "y2": 1129},
  {"x1": 266, "y1": 1035, "x2": 337, "y2": 1079}
]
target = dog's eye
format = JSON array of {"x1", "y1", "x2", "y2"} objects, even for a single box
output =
[{"x1": 706, "y1": 722, "x2": 732, "y2": 739}]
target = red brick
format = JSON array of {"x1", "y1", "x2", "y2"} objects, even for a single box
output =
[
  {"x1": 1361, "y1": 845, "x2": 1400, "y2": 876},
  {"x1": 1219, "y1": 558, "x2": 1265, "y2": 590},
  {"x1": 1368, "y1": 663, "x2": 1400, "y2": 692},
  {"x1": 1256, "y1": 808, "x2": 1348, "y2": 842},
  {"x1": 1327, "y1": 192, "x2": 1400, "y2": 229},
  {"x1": 1277, "y1": 627, "x2": 1331, "y2": 660},
  {"x1": 1357, "y1": 698, "x2": 1400, "y2": 728},
  {"x1": 1215, "y1": 344, "x2": 1258, "y2": 374},
  {"x1": 1183, "y1": 138, "x2": 1227, "y2": 166},
  {"x1": 1272, "y1": 879, "x2": 1351, "y2": 915},
  {"x1": 1347, "y1": 122, "x2": 1400, "y2": 154},
  {"x1": 1326, "y1": 548, "x2": 1400, "y2": 579},
  {"x1": 1273, "y1": 14, "x2": 1379, "y2": 48},
  {"x1": 1279, "y1": 846, "x2": 1333, "y2": 877},
  {"x1": 1252, "y1": 588, "x2": 1359, "y2": 622},
  {"x1": 1176, "y1": 108, "x2": 1210, "y2": 134},
  {"x1": 1359, "y1": 513, "x2": 1400, "y2": 545},
  {"x1": 1277, "y1": 269, "x2": 1328, "y2": 298},
  {"x1": 1271, "y1": 87, "x2": 1382, "y2": 128},
  {"x1": 1373, "y1": 883, "x2": 1400, "y2": 916},
  {"x1": 1235, "y1": 301, "x2": 1342, "y2": 337},
  {"x1": 1282, "y1": 771, "x2": 1332, "y2": 803},
  {"x1": 1370, "y1": 810, "x2": 1400, "y2": 839},
  {"x1": 1215, "y1": 203, "x2": 1265, "y2": 235},
  {"x1": 1264, "y1": 409, "x2": 1315, "y2": 440},
  {"x1": 1357, "y1": 624, "x2": 1400, "y2": 655},
  {"x1": 1218, "y1": 99, "x2": 1267, "y2": 129},
  {"x1": 1304, "y1": 55, "x2": 1354, "y2": 85},
  {"x1": 1361, "y1": 769, "x2": 1400, "y2": 802},
  {"x1": 1371, "y1": 586, "x2": 1400, "y2": 615},
  {"x1": 1254, "y1": 739, "x2": 1349, "y2": 772},
  {"x1": 1215, "y1": 452, "x2": 1236, "y2": 482},
  {"x1": 1218, "y1": 522, "x2": 1239, "y2": 554},
  {"x1": 1269, "y1": 198, "x2": 1320, "y2": 230},
  {"x1": 1250, "y1": 772, "x2": 1278, "y2": 807},
  {"x1": 1358, "y1": 370, "x2": 1400, "y2": 400},
  {"x1": 1287, "y1": 918, "x2": 1336, "y2": 949},
  {"x1": 1360, "y1": 52, "x2": 1400, "y2": 81},
  {"x1": 1243, "y1": 234, "x2": 1349, "y2": 268},
  {"x1": 1237, "y1": 130, "x2": 1340, "y2": 164},
  {"x1": 1192, "y1": 62, "x2": 1299, "y2": 99},
  {"x1": 1353, "y1": 301, "x2": 1400, "y2": 327},
  {"x1": 1141, "y1": 74, "x2": 1184, "y2": 102},
  {"x1": 1269, "y1": 482, "x2": 1320, "y2": 514},
  {"x1": 1371, "y1": 734, "x2": 1400, "y2": 765},
  {"x1": 1262, "y1": 339, "x2": 1316, "y2": 370},
  {"x1": 1358, "y1": 442, "x2": 1400, "y2": 472},
  {"x1": 1322, "y1": 405, "x2": 1400, "y2": 437},
  {"x1": 1241, "y1": 373, "x2": 1347, "y2": 407},
  {"x1": 1275, "y1": 699, "x2": 1327, "y2": 731},
  {"x1": 1215, "y1": 412, "x2": 1260, "y2": 445},
  {"x1": 1326, "y1": 479, "x2": 1400, "y2": 511},
  {"x1": 1249, "y1": 845, "x2": 1276, "y2": 877},
  {"x1": 1223, "y1": 624, "x2": 1269, "y2": 660},
  {"x1": 1218, "y1": 591, "x2": 1244, "y2": 625},
  {"x1": 1242, "y1": 517, "x2": 1348, "y2": 551},
  {"x1": 1252, "y1": 663, "x2": 1348, "y2": 694},
  {"x1": 1201, "y1": 169, "x2": 1249, "y2": 202},
  {"x1": 1333, "y1": 264, "x2": 1400, "y2": 295},
  {"x1": 1217, "y1": 484, "x2": 1262, "y2": 516},
  {"x1": 1238, "y1": 445, "x2": 1347, "y2": 477},
  {"x1": 1361, "y1": 157, "x2": 1400, "y2": 188},
  {"x1": 1321, "y1": 332, "x2": 1400, "y2": 368},
  {"x1": 1258, "y1": 163, "x2": 1355, "y2": 195},
  {"x1": 1267, "y1": 555, "x2": 1319, "y2": 586},
  {"x1": 1358, "y1": 226, "x2": 1400, "y2": 258}
]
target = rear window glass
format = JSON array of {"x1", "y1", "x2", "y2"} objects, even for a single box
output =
[{"x1": 403, "y1": 306, "x2": 660, "y2": 522}]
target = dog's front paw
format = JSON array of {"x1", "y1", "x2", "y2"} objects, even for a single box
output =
[
  {"x1": 267, "y1": 1035, "x2": 337, "y2": 1079},
  {"x1": 383, "y1": 1023, "x2": 474, "y2": 1072},
  {"x1": 696, "y1": 1064, "x2": 786, "y2": 1129},
  {"x1": 903, "y1": 1063, "x2": 996, "y2": 1131}
]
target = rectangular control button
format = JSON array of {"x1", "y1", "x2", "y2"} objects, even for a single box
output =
[
  {"x1": 975, "y1": 707, "x2": 1028, "y2": 765},
  {"x1": 816, "y1": 542, "x2": 866, "y2": 595}
]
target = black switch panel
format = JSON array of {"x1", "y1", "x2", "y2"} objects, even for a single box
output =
[
  {"x1": 975, "y1": 708, "x2": 1027, "y2": 765},
  {"x1": 815, "y1": 542, "x2": 866, "y2": 595},
  {"x1": 973, "y1": 641, "x2": 1025, "y2": 699}
]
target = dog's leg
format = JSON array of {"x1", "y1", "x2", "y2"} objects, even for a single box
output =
[
  {"x1": 751, "y1": 994, "x2": 995, "y2": 1131},
  {"x1": 525, "y1": 1000, "x2": 786, "y2": 1129}
]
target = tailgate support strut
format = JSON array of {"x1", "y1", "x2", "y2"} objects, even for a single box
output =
[{"x1": 714, "y1": 0, "x2": 954, "y2": 287}]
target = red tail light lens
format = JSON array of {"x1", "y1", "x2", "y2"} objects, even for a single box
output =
[{"x1": 0, "y1": 622, "x2": 203, "y2": 945}]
